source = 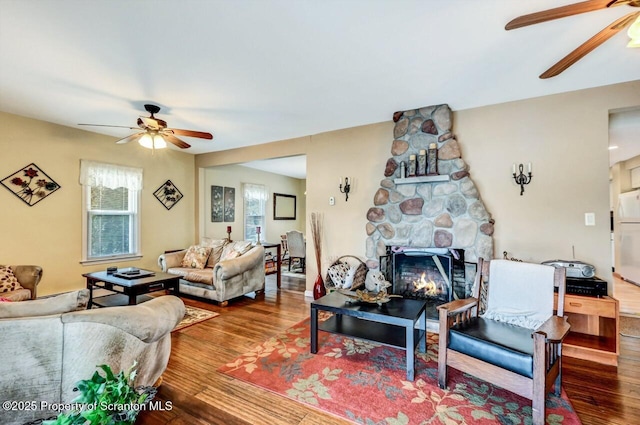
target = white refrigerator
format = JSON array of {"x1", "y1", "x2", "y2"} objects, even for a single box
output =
[{"x1": 618, "y1": 189, "x2": 640, "y2": 285}]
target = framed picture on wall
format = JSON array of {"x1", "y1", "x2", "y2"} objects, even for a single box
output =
[
  {"x1": 273, "y1": 193, "x2": 296, "y2": 220},
  {"x1": 223, "y1": 186, "x2": 235, "y2": 222},
  {"x1": 211, "y1": 185, "x2": 223, "y2": 222}
]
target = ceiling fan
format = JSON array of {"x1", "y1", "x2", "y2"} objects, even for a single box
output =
[
  {"x1": 79, "y1": 104, "x2": 213, "y2": 149},
  {"x1": 506, "y1": 0, "x2": 640, "y2": 79}
]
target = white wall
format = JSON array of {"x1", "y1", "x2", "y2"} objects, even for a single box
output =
[{"x1": 202, "y1": 164, "x2": 306, "y2": 243}]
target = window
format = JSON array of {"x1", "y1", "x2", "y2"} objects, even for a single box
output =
[
  {"x1": 243, "y1": 183, "x2": 267, "y2": 243},
  {"x1": 80, "y1": 160, "x2": 142, "y2": 263}
]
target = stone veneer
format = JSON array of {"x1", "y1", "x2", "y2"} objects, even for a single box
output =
[{"x1": 365, "y1": 104, "x2": 494, "y2": 271}]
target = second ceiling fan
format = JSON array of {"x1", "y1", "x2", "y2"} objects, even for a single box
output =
[
  {"x1": 79, "y1": 104, "x2": 213, "y2": 149},
  {"x1": 506, "y1": 0, "x2": 640, "y2": 78}
]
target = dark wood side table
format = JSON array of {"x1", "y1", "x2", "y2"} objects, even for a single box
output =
[
  {"x1": 310, "y1": 291, "x2": 427, "y2": 381},
  {"x1": 83, "y1": 270, "x2": 180, "y2": 308},
  {"x1": 261, "y1": 242, "x2": 282, "y2": 289}
]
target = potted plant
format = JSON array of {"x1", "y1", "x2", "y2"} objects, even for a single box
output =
[{"x1": 43, "y1": 362, "x2": 156, "y2": 425}]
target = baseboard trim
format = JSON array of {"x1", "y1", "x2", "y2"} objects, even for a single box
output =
[{"x1": 304, "y1": 290, "x2": 314, "y2": 299}]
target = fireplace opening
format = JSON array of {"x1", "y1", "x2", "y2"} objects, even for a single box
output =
[{"x1": 381, "y1": 247, "x2": 466, "y2": 319}]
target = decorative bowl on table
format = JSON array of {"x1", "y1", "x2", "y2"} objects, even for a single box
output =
[{"x1": 338, "y1": 289, "x2": 400, "y2": 305}]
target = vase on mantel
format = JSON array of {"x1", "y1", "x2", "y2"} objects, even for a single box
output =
[{"x1": 313, "y1": 274, "x2": 326, "y2": 300}]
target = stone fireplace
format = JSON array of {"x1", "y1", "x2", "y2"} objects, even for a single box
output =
[{"x1": 365, "y1": 104, "x2": 494, "y2": 300}]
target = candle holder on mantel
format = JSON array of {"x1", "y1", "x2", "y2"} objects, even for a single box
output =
[{"x1": 226, "y1": 226, "x2": 233, "y2": 243}]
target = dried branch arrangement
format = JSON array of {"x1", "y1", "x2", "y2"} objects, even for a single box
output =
[{"x1": 310, "y1": 212, "x2": 323, "y2": 275}]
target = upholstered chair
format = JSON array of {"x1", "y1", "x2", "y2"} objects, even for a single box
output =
[
  {"x1": 0, "y1": 265, "x2": 43, "y2": 301},
  {"x1": 285, "y1": 230, "x2": 306, "y2": 273}
]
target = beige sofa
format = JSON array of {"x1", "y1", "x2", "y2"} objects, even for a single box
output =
[
  {"x1": 0, "y1": 290, "x2": 185, "y2": 425},
  {"x1": 158, "y1": 242, "x2": 265, "y2": 306},
  {"x1": 0, "y1": 264, "x2": 43, "y2": 301}
]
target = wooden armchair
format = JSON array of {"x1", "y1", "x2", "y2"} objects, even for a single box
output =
[{"x1": 437, "y1": 259, "x2": 569, "y2": 425}]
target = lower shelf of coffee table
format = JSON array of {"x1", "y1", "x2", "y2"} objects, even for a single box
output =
[
  {"x1": 92, "y1": 293, "x2": 153, "y2": 307},
  {"x1": 319, "y1": 314, "x2": 424, "y2": 350}
]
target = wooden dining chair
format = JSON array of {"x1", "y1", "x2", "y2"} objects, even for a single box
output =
[{"x1": 437, "y1": 259, "x2": 570, "y2": 425}]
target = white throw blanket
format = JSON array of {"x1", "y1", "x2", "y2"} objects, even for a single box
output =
[{"x1": 481, "y1": 260, "x2": 556, "y2": 330}]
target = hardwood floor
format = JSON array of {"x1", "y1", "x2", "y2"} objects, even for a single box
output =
[
  {"x1": 613, "y1": 273, "x2": 640, "y2": 315},
  {"x1": 138, "y1": 274, "x2": 640, "y2": 425}
]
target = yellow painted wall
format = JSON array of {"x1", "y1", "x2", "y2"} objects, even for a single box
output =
[
  {"x1": 201, "y1": 164, "x2": 306, "y2": 243},
  {"x1": 0, "y1": 112, "x2": 195, "y2": 296}
]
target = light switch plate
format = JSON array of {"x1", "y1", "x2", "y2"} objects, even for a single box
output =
[{"x1": 585, "y1": 212, "x2": 595, "y2": 226}]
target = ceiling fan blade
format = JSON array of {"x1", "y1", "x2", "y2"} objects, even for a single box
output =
[
  {"x1": 78, "y1": 123, "x2": 139, "y2": 130},
  {"x1": 166, "y1": 128, "x2": 214, "y2": 140},
  {"x1": 506, "y1": 0, "x2": 614, "y2": 30},
  {"x1": 163, "y1": 134, "x2": 191, "y2": 149},
  {"x1": 115, "y1": 132, "x2": 145, "y2": 145},
  {"x1": 540, "y1": 11, "x2": 640, "y2": 79},
  {"x1": 138, "y1": 116, "x2": 167, "y2": 130}
]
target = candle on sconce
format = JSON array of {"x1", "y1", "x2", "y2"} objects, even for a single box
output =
[
  {"x1": 512, "y1": 163, "x2": 516, "y2": 174},
  {"x1": 528, "y1": 163, "x2": 532, "y2": 173}
]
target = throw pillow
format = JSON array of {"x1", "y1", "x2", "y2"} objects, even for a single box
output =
[
  {"x1": 220, "y1": 241, "x2": 253, "y2": 262},
  {"x1": 0, "y1": 289, "x2": 89, "y2": 319},
  {"x1": 327, "y1": 262, "x2": 349, "y2": 288},
  {"x1": 343, "y1": 265, "x2": 358, "y2": 289},
  {"x1": 201, "y1": 238, "x2": 228, "y2": 268},
  {"x1": 0, "y1": 266, "x2": 23, "y2": 293},
  {"x1": 181, "y1": 245, "x2": 213, "y2": 269}
]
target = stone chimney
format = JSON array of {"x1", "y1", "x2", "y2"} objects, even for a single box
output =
[{"x1": 365, "y1": 104, "x2": 494, "y2": 272}]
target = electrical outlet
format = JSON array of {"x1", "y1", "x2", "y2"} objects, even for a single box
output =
[
  {"x1": 329, "y1": 196, "x2": 335, "y2": 206},
  {"x1": 585, "y1": 212, "x2": 595, "y2": 226}
]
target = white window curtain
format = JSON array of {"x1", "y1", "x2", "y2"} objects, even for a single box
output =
[
  {"x1": 80, "y1": 160, "x2": 143, "y2": 190},
  {"x1": 243, "y1": 183, "x2": 269, "y2": 202}
]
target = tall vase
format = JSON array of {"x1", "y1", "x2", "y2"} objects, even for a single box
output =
[{"x1": 313, "y1": 274, "x2": 326, "y2": 300}]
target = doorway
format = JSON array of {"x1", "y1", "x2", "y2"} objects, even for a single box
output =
[{"x1": 609, "y1": 108, "x2": 640, "y2": 315}]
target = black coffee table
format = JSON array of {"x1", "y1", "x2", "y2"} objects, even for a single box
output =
[
  {"x1": 310, "y1": 291, "x2": 427, "y2": 381},
  {"x1": 83, "y1": 270, "x2": 179, "y2": 308}
]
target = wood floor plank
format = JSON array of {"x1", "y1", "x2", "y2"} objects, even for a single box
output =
[{"x1": 137, "y1": 274, "x2": 640, "y2": 425}]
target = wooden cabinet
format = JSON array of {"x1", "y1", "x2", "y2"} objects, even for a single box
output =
[{"x1": 554, "y1": 293, "x2": 619, "y2": 366}]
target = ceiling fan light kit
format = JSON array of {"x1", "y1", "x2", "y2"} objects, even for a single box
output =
[
  {"x1": 79, "y1": 104, "x2": 213, "y2": 150},
  {"x1": 138, "y1": 133, "x2": 167, "y2": 150},
  {"x1": 628, "y1": 16, "x2": 640, "y2": 46},
  {"x1": 506, "y1": 0, "x2": 640, "y2": 78}
]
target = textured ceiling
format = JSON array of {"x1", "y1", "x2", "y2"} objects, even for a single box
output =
[{"x1": 1, "y1": 0, "x2": 638, "y2": 158}]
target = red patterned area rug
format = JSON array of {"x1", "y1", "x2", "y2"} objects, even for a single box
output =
[{"x1": 218, "y1": 318, "x2": 581, "y2": 424}]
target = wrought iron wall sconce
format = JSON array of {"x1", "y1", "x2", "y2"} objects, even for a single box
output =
[
  {"x1": 339, "y1": 177, "x2": 351, "y2": 201},
  {"x1": 512, "y1": 163, "x2": 532, "y2": 196}
]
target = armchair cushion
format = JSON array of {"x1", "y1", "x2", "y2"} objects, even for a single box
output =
[
  {"x1": 0, "y1": 266, "x2": 23, "y2": 293},
  {"x1": 449, "y1": 317, "x2": 535, "y2": 379},
  {"x1": 181, "y1": 245, "x2": 212, "y2": 269},
  {"x1": 1, "y1": 289, "x2": 32, "y2": 302}
]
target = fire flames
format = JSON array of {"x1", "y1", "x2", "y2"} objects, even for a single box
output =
[{"x1": 413, "y1": 273, "x2": 439, "y2": 297}]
